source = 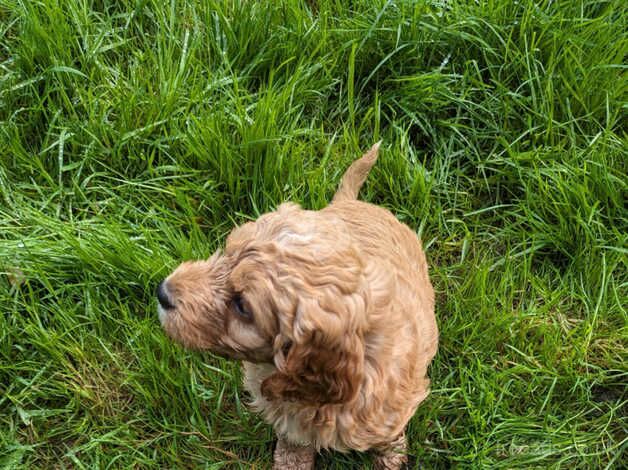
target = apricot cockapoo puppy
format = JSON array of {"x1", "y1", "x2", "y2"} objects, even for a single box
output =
[{"x1": 157, "y1": 143, "x2": 438, "y2": 469}]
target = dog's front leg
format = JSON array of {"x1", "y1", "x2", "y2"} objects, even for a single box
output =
[
  {"x1": 373, "y1": 432, "x2": 408, "y2": 470},
  {"x1": 272, "y1": 437, "x2": 315, "y2": 470}
]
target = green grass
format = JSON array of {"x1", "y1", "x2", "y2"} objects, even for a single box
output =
[{"x1": 1, "y1": 0, "x2": 626, "y2": 468}]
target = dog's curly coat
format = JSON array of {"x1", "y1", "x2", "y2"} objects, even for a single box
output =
[{"x1": 158, "y1": 143, "x2": 438, "y2": 469}]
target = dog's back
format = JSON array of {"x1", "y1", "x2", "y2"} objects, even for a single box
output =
[
  {"x1": 330, "y1": 143, "x2": 434, "y2": 289},
  {"x1": 321, "y1": 145, "x2": 438, "y2": 448}
]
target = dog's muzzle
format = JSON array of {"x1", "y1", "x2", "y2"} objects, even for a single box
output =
[{"x1": 156, "y1": 280, "x2": 175, "y2": 324}]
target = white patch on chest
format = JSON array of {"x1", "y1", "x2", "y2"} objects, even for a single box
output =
[{"x1": 241, "y1": 362, "x2": 325, "y2": 447}]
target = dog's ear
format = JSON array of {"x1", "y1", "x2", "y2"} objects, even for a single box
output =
[{"x1": 261, "y1": 255, "x2": 368, "y2": 406}]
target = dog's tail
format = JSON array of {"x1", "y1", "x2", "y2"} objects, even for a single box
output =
[{"x1": 332, "y1": 141, "x2": 381, "y2": 203}]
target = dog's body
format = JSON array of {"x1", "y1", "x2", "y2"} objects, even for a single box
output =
[
  {"x1": 242, "y1": 198, "x2": 437, "y2": 452},
  {"x1": 158, "y1": 144, "x2": 438, "y2": 469}
]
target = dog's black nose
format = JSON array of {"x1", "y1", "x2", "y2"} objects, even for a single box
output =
[{"x1": 156, "y1": 280, "x2": 175, "y2": 310}]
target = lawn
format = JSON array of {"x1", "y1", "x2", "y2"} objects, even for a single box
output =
[{"x1": 0, "y1": 0, "x2": 626, "y2": 468}]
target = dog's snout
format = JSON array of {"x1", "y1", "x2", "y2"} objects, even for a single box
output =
[{"x1": 156, "y1": 280, "x2": 175, "y2": 310}]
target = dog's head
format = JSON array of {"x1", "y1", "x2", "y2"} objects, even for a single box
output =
[{"x1": 158, "y1": 203, "x2": 369, "y2": 405}]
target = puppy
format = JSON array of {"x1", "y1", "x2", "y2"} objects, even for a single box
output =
[{"x1": 158, "y1": 143, "x2": 438, "y2": 469}]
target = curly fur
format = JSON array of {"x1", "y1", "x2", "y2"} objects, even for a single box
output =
[{"x1": 159, "y1": 143, "x2": 438, "y2": 467}]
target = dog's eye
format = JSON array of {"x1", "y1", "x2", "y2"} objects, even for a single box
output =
[
  {"x1": 232, "y1": 295, "x2": 252, "y2": 320},
  {"x1": 281, "y1": 340, "x2": 293, "y2": 357}
]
